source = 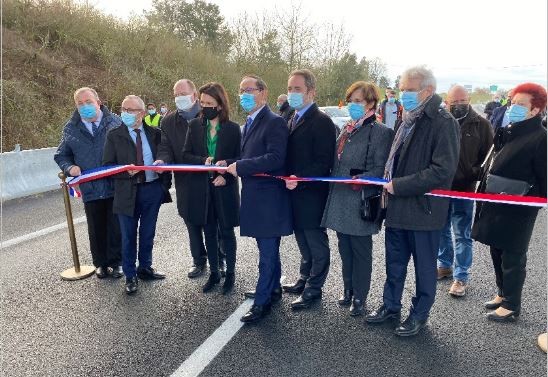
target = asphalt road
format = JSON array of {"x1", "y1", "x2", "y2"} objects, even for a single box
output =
[{"x1": 1, "y1": 189, "x2": 546, "y2": 377}]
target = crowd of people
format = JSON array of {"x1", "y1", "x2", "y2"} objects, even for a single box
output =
[{"x1": 54, "y1": 65, "x2": 546, "y2": 338}]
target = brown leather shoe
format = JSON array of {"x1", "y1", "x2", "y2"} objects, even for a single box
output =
[
  {"x1": 449, "y1": 280, "x2": 466, "y2": 297},
  {"x1": 437, "y1": 267, "x2": 453, "y2": 280}
]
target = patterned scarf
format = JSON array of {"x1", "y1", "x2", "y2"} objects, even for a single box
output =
[{"x1": 337, "y1": 109, "x2": 376, "y2": 160}]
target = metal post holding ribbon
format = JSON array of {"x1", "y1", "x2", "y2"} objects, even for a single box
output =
[{"x1": 58, "y1": 172, "x2": 95, "y2": 281}]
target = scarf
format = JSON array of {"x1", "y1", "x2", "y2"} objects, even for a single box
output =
[{"x1": 178, "y1": 100, "x2": 201, "y2": 120}]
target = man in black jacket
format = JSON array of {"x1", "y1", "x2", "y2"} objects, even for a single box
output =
[
  {"x1": 276, "y1": 94, "x2": 295, "y2": 123},
  {"x1": 437, "y1": 85, "x2": 493, "y2": 297},
  {"x1": 154, "y1": 78, "x2": 218, "y2": 279},
  {"x1": 103, "y1": 95, "x2": 172, "y2": 295},
  {"x1": 366, "y1": 66, "x2": 460, "y2": 337},
  {"x1": 283, "y1": 69, "x2": 337, "y2": 309}
]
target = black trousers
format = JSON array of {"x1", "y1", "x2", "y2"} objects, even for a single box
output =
[
  {"x1": 490, "y1": 246, "x2": 527, "y2": 311},
  {"x1": 83, "y1": 197, "x2": 121, "y2": 268},
  {"x1": 294, "y1": 228, "x2": 330, "y2": 295},
  {"x1": 337, "y1": 232, "x2": 372, "y2": 301}
]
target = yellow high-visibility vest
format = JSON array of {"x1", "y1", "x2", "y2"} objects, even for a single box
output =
[{"x1": 144, "y1": 113, "x2": 161, "y2": 127}]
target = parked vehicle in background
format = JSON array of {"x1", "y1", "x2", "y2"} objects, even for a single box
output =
[{"x1": 319, "y1": 106, "x2": 350, "y2": 131}]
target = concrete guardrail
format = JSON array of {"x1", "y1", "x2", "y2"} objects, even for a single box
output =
[{"x1": 1, "y1": 147, "x2": 61, "y2": 202}]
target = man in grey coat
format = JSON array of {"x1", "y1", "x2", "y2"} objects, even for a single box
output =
[{"x1": 365, "y1": 66, "x2": 460, "y2": 336}]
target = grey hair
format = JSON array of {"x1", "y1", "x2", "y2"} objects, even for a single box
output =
[
  {"x1": 277, "y1": 94, "x2": 288, "y2": 101},
  {"x1": 289, "y1": 69, "x2": 317, "y2": 91},
  {"x1": 173, "y1": 79, "x2": 197, "y2": 93},
  {"x1": 401, "y1": 66, "x2": 437, "y2": 91},
  {"x1": 123, "y1": 95, "x2": 146, "y2": 110},
  {"x1": 73, "y1": 87, "x2": 99, "y2": 102}
]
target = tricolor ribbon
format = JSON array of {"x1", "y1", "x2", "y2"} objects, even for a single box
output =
[{"x1": 66, "y1": 164, "x2": 547, "y2": 208}]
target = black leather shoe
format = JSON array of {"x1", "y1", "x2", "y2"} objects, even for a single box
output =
[
  {"x1": 240, "y1": 303, "x2": 271, "y2": 323},
  {"x1": 222, "y1": 272, "x2": 235, "y2": 295},
  {"x1": 365, "y1": 305, "x2": 401, "y2": 324},
  {"x1": 338, "y1": 289, "x2": 353, "y2": 306},
  {"x1": 244, "y1": 287, "x2": 282, "y2": 301},
  {"x1": 203, "y1": 273, "x2": 221, "y2": 293},
  {"x1": 394, "y1": 317, "x2": 428, "y2": 337},
  {"x1": 187, "y1": 264, "x2": 206, "y2": 279},
  {"x1": 110, "y1": 266, "x2": 124, "y2": 279},
  {"x1": 125, "y1": 277, "x2": 138, "y2": 295},
  {"x1": 282, "y1": 279, "x2": 306, "y2": 294},
  {"x1": 290, "y1": 291, "x2": 322, "y2": 310},
  {"x1": 486, "y1": 309, "x2": 520, "y2": 322},
  {"x1": 96, "y1": 266, "x2": 108, "y2": 279},
  {"x1": 137, "y1": 267, "x2": 166, "y2": 280},
  {"x1": 219, "y1": 259, "x2": 226, "y2": 278},
  {"x1": 349, "y1": 299, "x2": 365, "y2": 316}
]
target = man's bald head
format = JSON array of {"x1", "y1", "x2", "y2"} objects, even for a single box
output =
[{"x1": 446, "y1": 85, "x2": 470, "y2": 105}]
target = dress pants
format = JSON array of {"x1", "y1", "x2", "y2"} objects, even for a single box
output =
[
  {"x1": 254, "y1": 237, "x2": 282, "y2": 306},
  {"x1": 294, "y1": 228, "x2": 330, "y2": 295},
  {"x1": 83, "y1": 197, "x2": 121, "y2": 268},
  {"x1": 383, "y1": 227, "x2": 441, "y2": 321},
  {"x1": 118, "y1": 180, "x2": 163, "y2": 278},
  {"x1": 185, "y1": 222, "x2": 208, "y2": 267},
  {"x1": 490, "y1": 246, "x2": 527, "y2": 311},
  {"x1": 337, "y1": 232, "x2": 373, "y2": 301}
]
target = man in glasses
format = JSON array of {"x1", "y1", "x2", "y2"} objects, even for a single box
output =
[
  {"x1": 103, "y1": 95, "x2": 172, "y2": 295},
  {"x1": 225, "y1": 75, "x2": 292, "y2": 324},
  {"x1": 54, "y1": 87, "x2": 123, "y2": 280}
]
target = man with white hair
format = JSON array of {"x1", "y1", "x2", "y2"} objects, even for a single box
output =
[
  {"x1": 365, "y1": 66, "x2": 460, "y2": 336},
  {"x1": 103, "y1": 95, "x2": 172, "y2": 295},
  {"x1": 437, "y1": 85, "x2": 493, "y2": 297},
  {"x1": 54, "y1": 87, "x2": 123, "y2": 279},
  {"x1": 276, "y1": 93, "x2": 294, "y2": 123}
]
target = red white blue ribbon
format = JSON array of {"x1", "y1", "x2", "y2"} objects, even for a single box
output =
[{"x1": 66, "y1": 164, "x2": 547, "y2": 207}]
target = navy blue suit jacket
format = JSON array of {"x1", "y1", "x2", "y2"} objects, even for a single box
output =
[{"x1": 236, "y1": 106, "x2": 293, "y2": 238}]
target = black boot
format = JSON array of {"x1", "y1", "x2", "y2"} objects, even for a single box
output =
[
  {"x1": 222, "y1": 272, "x2": 235, "y2": 295},
  {"x1": 338, "y1": 289, "x2": 353, "y2": 306},
  {"x1": 349, "y1": 299, "x2": 365, "y2": 316},
  {"x1": 203, "y1": 272, "x2": 221, "y2": 293}
]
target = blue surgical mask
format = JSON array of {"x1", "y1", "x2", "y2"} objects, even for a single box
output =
[
  {"x1": 507, "y1": 104, "x2": 529, "y2": 123},
  {"x1": 388, "y1": 97, "x2": 396, "y2": 104},
  {"x1": 175, "y1": 95, "x2": 194, "y2": 111},
  {"x1": 347, "y1": 102, "x2": 366, "y2": 121},
  {"x1": 121, "y1": 112, "x2": 137, "y2": 127},
  {"x1": 239, "y1": 93, "x2": 256, "y2": 113},
  {"x1": 148, "y1": 109, "x2": 156, "y2": 115},
  {"x1": 287, "y1": 92, "x2": 304, "y2": 110},
  {"x1": 401, "y1": 91, "x2": 420, "y2": 111},
  {"x1": 78, "y1": 104, "x2": 97, "y2": 119}
]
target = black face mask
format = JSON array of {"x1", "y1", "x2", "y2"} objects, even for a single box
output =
[
  {"x1": 450, "y1": 104, "x2": 469, "y2": 119},
  {"x1": 202, "y1": 107, "x2": 219, "y2": 120}
]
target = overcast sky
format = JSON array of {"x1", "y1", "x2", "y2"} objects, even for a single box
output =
[{"x1": 83, "y1": 0, "x2": 547, "y2": 92}]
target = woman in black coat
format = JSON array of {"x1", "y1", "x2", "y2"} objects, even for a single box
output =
[
  {"x1": 472, "y1": 82, "x2": 547, "y2": 322},
  {"x1": 182, "y1": 82, "x2": 241, "y2": 294}
]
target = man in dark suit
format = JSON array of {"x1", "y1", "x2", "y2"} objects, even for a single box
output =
[
  {"x1": 155, "y1": 78, "x2": 222, "y2": 279},
  {"x1": 283, "y1": 69, "x2": 337, "y2": 310},
  {"x1": 226, "y1": 75, "x2": 292, "y2": 323},
  {"x1": 103, "y1": 95, "x2": 172, "y2": 295}
]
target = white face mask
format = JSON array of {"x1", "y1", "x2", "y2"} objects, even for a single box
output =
[{"x1": 175, "y1": 95, "x2": 194, "y2": 111}]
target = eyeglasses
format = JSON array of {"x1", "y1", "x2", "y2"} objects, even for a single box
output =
[
  {"x1": 239, "y1": 87, "x2": 261, "y2": 95},
  {"x1": 449, "y1": 100, "x2": 469, "y2": 105},
  {"x1": 121, "y1": 107, "x2": 144, "y2": 114}
]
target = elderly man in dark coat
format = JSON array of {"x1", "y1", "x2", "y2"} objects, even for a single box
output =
[
  {"x1": 226, "y1": 75, "x2": 292, "y2": 324},
  {"x1": 366, "y1": 66, "x2": 460, "y2": 337}
]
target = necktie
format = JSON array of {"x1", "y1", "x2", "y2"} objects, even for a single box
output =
[
  {"x1": 134, "y1": 129, "x2": 144, "y2": 183},
  {"x1": 291, "y1": 113, "x2": 300, "y2": 131},
  {"x1": 92, "y1": 122, "x2": 99, "y2": 136},
  {"x1": 243, "y1": 116, "x2": 253, "y2": 139}
]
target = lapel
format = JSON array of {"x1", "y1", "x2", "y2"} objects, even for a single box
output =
[
  {"x1": 214, "y1": 122, "x2": 227, "y2": 161},
  {"x1": 120, "y1": 125, "x2": 137, "y2": 162},
  {"x1": 290, "y1": 103, "x2": 317, "y2": 135},
  {"x1": 77, "y1": 122, "x2": 94, "y2": 141},
  {"x1": 143, "y1": 124, "x2": 157, "y2": 158},
  {"x1": 242, "y1": 106, "x2": 269, "y2": 149}
]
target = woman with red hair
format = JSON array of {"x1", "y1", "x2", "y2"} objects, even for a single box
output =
[{"x1": 472, "y1": 82, "x2": 547, "y2": 322}]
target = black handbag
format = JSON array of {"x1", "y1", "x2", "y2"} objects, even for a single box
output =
[
  {"x1": 360, "y1": 190, "x2": 381, "y2": 222},
  {"x1": 485, "y1": 174, "x2": 532, "y2": 195}
]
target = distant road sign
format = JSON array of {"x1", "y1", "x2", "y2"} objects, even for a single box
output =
[
  {"x1": 490, "y1": 85, "x2": 498, "y2": 93},
  {"x1": 464, "y1": 85, "x2": 473, "y2": 92}
]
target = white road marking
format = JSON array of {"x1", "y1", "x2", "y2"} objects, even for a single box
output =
[
  {"x1": 0, "y1": 216, "x2": 87, "y2": 249},
  {"x1": 171, "y1": 276, "x2": 286, "y2": 377}
]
